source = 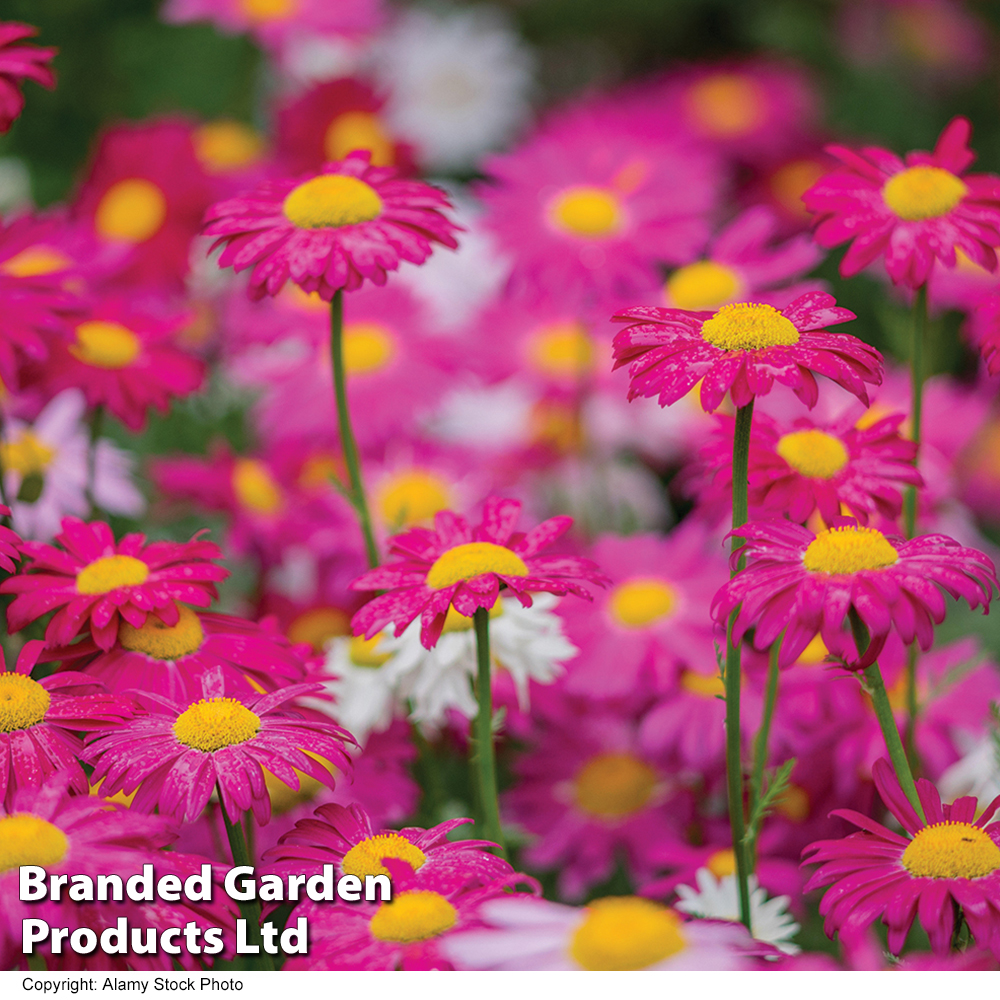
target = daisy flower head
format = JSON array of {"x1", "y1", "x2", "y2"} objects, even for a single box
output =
[
  {"x1": 1, "y1": 518, "x2": 229, "y2": 650},
  {"x1": 86, "y1": 676, "x2": 355, "y2": 825},
  {"x1": 612, "y1": 292, "x2": 882, "y2": 413},
  {"x1": 803, "y1": 758, "x2": 1000, "y2": 957},
  {"x1": 443, "y1": 895, "x2": 769, "y2": 970},
  {"x1": 203, "y1": 152, "x2": 460, "y2": 301},
  {"x1": 0, "y1": 502, "x2": 20, "y2": 573},
  {"x1": 803, "y1": 117, "x2": 1000, "y2": 288},
  {"x1": 712, "y1": 518, "x2": 998, "y2": 670},
  {"x1": 350, "y1": 496, "x2": 608, "y2": 649},
  {"x1": 0, "y1": 23, "x2": 56, "y2": 134}
]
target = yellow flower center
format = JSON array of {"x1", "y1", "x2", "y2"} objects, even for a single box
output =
[
  {"x1": 70, "y1": 320, "x2": 141, "y2": 369},
  {"x1": 775, "y1": 783, "x2": 810, "y2": 823},
  {"x1": 1, "y1": 431, "x2": 54, "y2": 476},
  {"x1": 287, "y1": 606, "x2": 349, "y2": 653},
  {"x1": 901, "y1": 822, "x2": 1000, "y2": 879},
  {"x1": 685, "y1": 74, "x2": 765, "y2": 138},
  {"x1": 282, "y1": 175, "x2": 383, "y2": 230},
  {"x1": 802, "y1": 526, "x2": 899, "y2": 575},
  {"x1": 441, "y1": 602, "x2": 503, "y2": 633},
  {"x1": 571, "y1": 897, "x2": 686, "y2": 971},
  {"x1": 283, "y1": 283, "x2": 330, "y2": 313},
  {"x1": 796, "y1": 633, "x2": 829, "y2": 665},
  {"x1": 0, "y1": 814, "x2": 68, "y2": 872},
  {"x1": 0, "y1": 673, "x2": 50, "y2": 732},
  {"x1": 349, "y1": 634, "x2": 392, "y2": 668},
  {"x1": 194, "y1": 120, "x2": 265, "y2": 173},
  {"x1": 76, "y1": 554, "x2": 150, "y2": 595},
  {"x1": 324, "y1": 111, "x2": 395, "y2": 168},
  {"x1": 608, "y1": 578, "x2": 676, "y2": 629},
  {"x1": 882, "y1": 166, "x2": 968, "y2": 222},
  {"x1": 706, "y1": 849, "x2": 736, "y2": 878},
  {"x1": 527, "y1": 321, "x2": 596, "y2": 379},
  {"x1": 425, "y1": 542, "x2": 529, "y2": 590},
  {"x1": 370, "y1": 890, "x2": 457, "y2": 943},
  {"x1": 679, "y1": 670, "x2": 725, "y2": 699},
  {"x1": 376, "y1": 470, "x2": 452, "y2": 529},
  {"x1": 0, "y1": 246, "x2": 73, "y2": 278},
  {"x1": 342, "y1": 322, "x2": 396, "y2": 376},
  {"x1": 667, "y1": 261, "x2": 745, "y2": 311},
  {"x1": 776, "y1": 429, "x2": 850, "y2": 479},
  {"x1": 173, "y1": 697, "x2": 261, "y2": 752},
  {"x1": 263, "y1": 767, "x2": 327, "y2": 814},
  {"x1": 239, "y1": 0, "x2": 298, "y2": 21},
  {"x1": 548, "y1": 186, "x2": 623, "y2": 239},
  {"x1": 700, "y1": 302, "x2": 799, "y2": 351},
  {"x1": 118, "y1": 604, "x2": 205, "y2": 660},
  {"x1": 94, "y1": 179, "x2": 167, "y2": 243},
  {"x1": 341, "y1": 833, "x2": 427, "y2": 880},
  {"x1": 232, "y1": 458, "x2": 283, "y2": 515},
  {"x1": 770, "y1": 159, "x2": 825, "y2": 219},
  {"x1": 574, "y1": 753, "x2": 657, "y2": 819}
]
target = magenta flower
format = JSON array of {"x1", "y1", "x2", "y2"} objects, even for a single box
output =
[
  {"x1": 612, "y1": 292, "x2": 882, "y2": 413},
  {"x1": 204, "y1": 151, "x2": 460, "y2": 300},
  {"x1": 803, "y1": 758, "x2": 1000, "y2": 957},
  {"x1": 351, "y1": 496, "x2": 608, "y2": 649},
  {"x1": 1, "y1": 518, "x2": 229, "y2": 650},
  {"x1": 86, "y1": 675, "x2": 355, "y2": 824},
  {"x1": 712, "y1": 519, "x2": 998, "y2": 670},
  {"x1": 804, "y1": 117, "x2": 1000, "y2": 288},
  {"x1": 0, "y1": 503, "x2": 20, "y2": 573},
  {"x1": 0, "y1": 23, "x2": 55, "y2": 133}
]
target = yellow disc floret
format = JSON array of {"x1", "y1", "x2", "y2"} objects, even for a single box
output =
[
  {"x1": 706, "y1": 849, "x2": 736, "y2": 878},
  {"x1": 341, "y1": 833, "x2": 427, "y2": 880},
  {"x1": 324, "y1": 112, "x2": 394, "y2": 168},
  {"x1": 0, "y1": 673, "x2": 50, "y2": 732},
  {"x1": 370, "y1": 891, "x2": 457, "y2": 943},
  {"x1": 679, "y1": 670, "x2": 725, "y2": 699},
  {"x1": 118, "y1": 604, "x2": 205, "y2": 661},
  {"x1": 882, "y1": 166, "x2": 968, "y2": 222},
  {"x1": 71, "y1": 321, "x2": 141, "y2": 369},
  {"x1": 287, "y1": 606, "x2": 349, "y2": 653},
  {"x1": 239, "y1": 0, "x2": 298, "y2": 22},
  {"x1": 76, "y1": 554, "x2": 150, "y2": 595},
  {"x1": 0, "y1": 246, "x2": 73, "y2": 278},
  {"x1": 173, "y1": 697, "x2": 260, "y2": 752},
  {"x1": 527, "y1": 321, "x2": 596, "y2": 379},
  {"x1": 776, "y1": 429, "x2": 850, "y2": 479},
  {"x1": 608, "y1": 578, "x2": 676, "y2": 629},
  {"x1": 549, "y1": 187, "x2": 622, "y2": 239},
  {"x1": 700, "y1": 302, "x2": 800, "y2": 352},
  {"x1": 349, "y1": 634, "x2": 392, "y2": 668},
  {"x1": 901, "y1": 822, "x2": 1000, "y2": 879},
  {"x1": 0, "y1": 814, "x2": 68, "y2": 872},
  {"x1": 1, "y1": 431, "x2": 55, "y2": 477},
  {"x1": 667, "y1": 261, "x2": 744, "y2": 311},
  {"x1": 232, "y1": 458, "x2": 283, "y2": 515},
  {"x1": 802, "y1": 525, "x2": 899, "y2": 575},
  {"x1": 425, "y1": 542, "x2": 529, "y2": 590},
  {"x1": 376, "y1": 470, "x2": 452, "y2": 529},
  {"x1": 94, "y1": 179, "x2": 167, "y2": 243},
  {"x1": 342, "y1": 323, "x2": 396, "y2": 375},
  {"x1": 194, "y1": 120, "x2": 265, "y2": 173},
  {"x1": 570, "y1": 897, "x2": 686, "y2": 971},
  {"x1": 574, "y1": 753, "x2": 657, "y2": 819},
  {"x1": 282, "y1": 175, "x2": 383, "y2": 230},
  {"x1": 685, "y1": 74, "x2": 764, "y2": 138},
  {"x1": 441, "y1": 602, "x2": 503, "y2": 633}
]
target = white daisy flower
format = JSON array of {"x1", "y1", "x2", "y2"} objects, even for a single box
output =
[
  {"x1": 674, "y1": 869, "x2": 800, "y2": 955},
  {"x1": 324, "y1": 630, "x2": 403, "y2": 743},
  {"x1": 939, "y1": 732, "x2": 1000, "y2": 810},
  {"x1": 372, "y1": 7, "x2": 535, "y2": 171}
]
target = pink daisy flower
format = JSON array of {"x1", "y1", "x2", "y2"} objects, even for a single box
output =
[
  {"x1": 38, "y1": 296, "x2": 205, "y2": 431},
  {"x1": 691, "y1": 408, "x2": 920, "y2": 525},
  {"x1": 803, "y1": 758, "x2": 1000, "y2": 957},
  {"x1": 443, "y1": 895, "x2": 769, "y2": 970},
  {"x1": 711, "y1": 518, "x2": 998, "y2": 670},
  {"x1": 0, "y1": 502, "x2": 21, "y2": 572},
  {"x1": 967, "y1": 291, "x2": 1000, "y2": 376},
  {"x1": 479, "y1": 103, "x2": 720, "y2": 302},
  {"x1": 663, "y1": 206, "x2": 822, "y2": 312},
  {"x1": 1, "y1": 518, "x2": 229, "y2": 650},
  {"x1": 351, "y1": 496, "x2": 608, "y2": 649},
  {"x1": 0, "y1": 23, "x2": 56, "y2": 133},
  {"x1": 803, "y1": 117, "x2": 1000, "y2": 288},
  {"x1": 203, "y1": 151, "x2": 459, "y2": 300},
  {"x1": 0, "y1": 640, "x2": 128, "y2": 806},
  {"x1": 86, "y1": 675, "x2": 355, "y2": 825},
  {"x1": 612, "y1": 292, "x2": 883, "y2": 413}
]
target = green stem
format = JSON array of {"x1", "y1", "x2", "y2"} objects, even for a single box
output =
[
  {"x1": 749, "y1": 638, "x2": 782, "y2": 837},
  {"x1": 26, "y1": 952, "x2": 46, "y2": 971},
  {"x1": 219, "y1": 795, "x2": 274, "y2": 971},
  {"x1": 330, "y1": 291, "x2": 379, "y2": 569},
  {"x1": 86, "y1": 404, "x2": 104, "y2": 518},
  {"x1": 725, "y1": 400, "x2": 754, "y2": 930},
  {"x1": 472, "y1": 607, "x2": 505, "y2": 857}
]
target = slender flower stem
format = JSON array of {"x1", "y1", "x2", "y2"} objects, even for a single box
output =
[
  {"x1": 219, "y1": 794, "x2": 274, "y2": 971},
  {"x1": 472, "y1": 607, "x2": 506, "y2": 857},
  {"x1": 749, "y1": 638, "x2": 782, "y2": 831},
  {"x1": 330, "y1": 290, "x2": 379, "y2": 569},
  {"x1": 725, "y1": 400, "x2": 754, "y2": 930},
  {"x1": 86, "y1": 404, "x2": 104, "y2": 518}
]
